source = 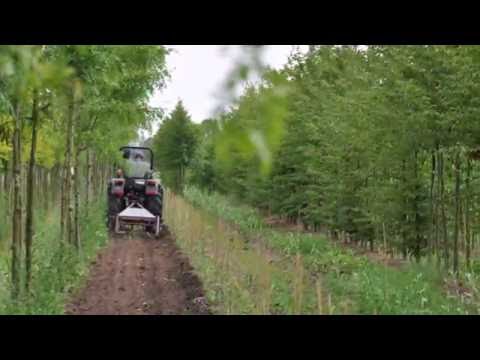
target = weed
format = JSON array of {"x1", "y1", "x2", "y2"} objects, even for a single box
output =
[
  {"x1": 183, "y1": 186, "x2": 475, "y2": 315},
  {"x1": 165, "y1": 190, "x2": 317, "y2": 314}
]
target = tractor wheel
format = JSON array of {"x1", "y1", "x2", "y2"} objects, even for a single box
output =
[
  {"x1": 108, "y1": 195, "x2": 124, "y2": 230},
  {"x1": 146, "y1": 217, "x2": 163, "y2": 238},
  {"x1": 145, "y1": 195, "x2": 162, "y2": 237},
  {"x1": 145, "y1": 195, "x2": 162, "y2": 217}
]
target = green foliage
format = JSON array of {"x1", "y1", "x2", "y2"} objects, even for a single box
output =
[
  {"x1": 0, "y1": 45, "x2": 169, "y2": 307},
  {"x1": 165, "y1": 189, "x2": 318, "y2": 314},
  {"x1": 215, "y1": 72, "x2": 291, "y2": 176},
  {"x1": 184, "y1": 46, "x2": 480, "y2": 272},
  {"x1": 183, "y1": 186, "x2": 474, "y2": 314},
  {"x1": 0, "y1": 45, "x2": 169, "y2": 169},
  {"x1": 185, "y1": 186, "x2": 264, "y2": 233},
  {"x1": 0, "y1": 200, "x2": 108, "y2": 314},
  {"x1": 152, "y1": 101, "x2": 197, "y2": 192},
  {"x1": 188, "y1": 120, "x2": 218, "y2": 192},
  {"x1": 51, "y1": 45, "x2": 168, "y2": 160}
]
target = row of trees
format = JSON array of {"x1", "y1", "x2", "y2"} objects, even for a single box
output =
[
  {"x1": 159, "y1": 46, "x2": 480, "y2": 275},
  {"x1": 0, "y1": 45, "x2": 168, "y2": 297}
]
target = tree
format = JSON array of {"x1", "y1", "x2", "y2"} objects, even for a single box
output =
[
  {"x1": 0, "y1": 45, "x2": 169, "y2": 299},
  {"x1": 189, "y1": 119, "x2": 219, "y2": 192},
  {"x1": 181, "y1": 45, "x2": 480, "y2": 275},
  {"x1": 153, "y1": 101, "x2": 196, "y2": 193}
]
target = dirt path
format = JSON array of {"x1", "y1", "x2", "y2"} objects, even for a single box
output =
[{"x1": 66, "y1": 230, "x2": 210, "y2": 315}]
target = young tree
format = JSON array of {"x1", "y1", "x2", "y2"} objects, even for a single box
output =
[{"x1": 153, "y1": 101, "x2": 196, "y2": 193}]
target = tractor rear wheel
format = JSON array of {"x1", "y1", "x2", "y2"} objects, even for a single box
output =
[
  {"x1": 145, "y1": 195, "x2": 162, "y2": 236},
  {"x1": 107, "y1": 195, "x2": 124, "y2": 230},
  {"x1": 145, "y1": 195, "x2": 162, "y2": 217}
]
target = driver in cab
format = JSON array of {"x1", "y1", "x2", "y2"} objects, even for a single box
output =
[{"x1": 122, "y1": 149, "x2": 151, "y2": 179}]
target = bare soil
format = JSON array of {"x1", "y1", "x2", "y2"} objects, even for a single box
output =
[{"x1": 66, "y1": 230, "x2": 210, "y2": 315}]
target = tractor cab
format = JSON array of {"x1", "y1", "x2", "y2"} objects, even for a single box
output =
[{"x1": 121, "y1": 146, "x2": 154, "y2": 179}]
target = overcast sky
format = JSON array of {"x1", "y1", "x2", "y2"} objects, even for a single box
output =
[{"x1": 148, "y1": 45, "x2": 309, "y2": 127}]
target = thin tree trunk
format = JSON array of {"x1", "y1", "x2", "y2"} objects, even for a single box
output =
[
  {"x1": 435, "y1": 148, "x2": 441, "y2": 266},
  {"x1": 466, "y1": 157, "x2": 471, "y2": 271},
  {"x1": 99, "y1": 163, "x2": 104, "y2": 196},
  {"x1": 36, "y1": 166, "x2": 42, "y2": 211},
  {"x1": 25, "y1": 90, "x2": 39, "y2": 291},
  {"x1": 90, "y1": 156, "x2": 95, "y2": 199},
  {"x1": 51, "y1": 165, "x2": 57, "y2": 207},
  {"x1": 401, "y1": 159, "x2": 408, "y2": 260},
  {"x1": 2, "y1": 159, "x2": 8, "y2": 194},
  {"x1": 382, "y1": 222, "x2": 387, "y2": 254},
  {"x1": 92, "y1": 156, "x2": 98, "y2": 198},
  {"x1": 61, "y1": 163, "x2": 67, "y2": 241},
  {"x1": 64, "y1": 89, "x2": 75, "y2": 244},
  {"x1": 430, "y1": 150, "x2": 436, "y2": 257},
  {"x1": 43, "y1": 167, "x2": 49, "y2": 213},
  {"x1": 85, "y1": 149, "x2": 91, "y2": 216},
  {"x1": 413, "y1": 150, "x2": 421, "y2": 262},
  {"x1": 11, "y1": 100, "x2": 22, "y2": 298},
  {"x1": 73, "y1": 148, "x2": 81, "y2": 250},
  {"x1": 453, "y1": 150, "x2": 461, "y2": 275},
  {"x1": 439, "y1": 150, "x2": 449, "y2": 268}
]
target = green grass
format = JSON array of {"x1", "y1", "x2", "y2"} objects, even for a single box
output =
[
  {"x1": 0, "y1": 200, "x2": 108, "y2": 315},
  {"x1": 164, "y1": 190, "x2": 321, "y2": 314},
  {"x1": 183, "y1": 186, "x2": 476, "y2": 315}
]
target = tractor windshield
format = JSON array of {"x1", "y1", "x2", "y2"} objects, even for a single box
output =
[{"x1": 121, "y1": 148, "x2": 152, "y2": 178}]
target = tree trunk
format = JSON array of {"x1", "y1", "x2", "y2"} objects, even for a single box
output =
[
  {"x1": 430, "y1": 150, "x2": 436, "y2": 257},
  {"x1": 25, "y1": 90, "x2": 39, "y2": 291},
  {"x1": 73, "y1": 148, "x2": 81, "y2": 250},
  {"x1": 11, "y1": 100, "x2": 22, "y2": 298},
  {"x1": 90, "y1": 155, "x2": 95, "y2": 199},
  {"x1": 401, "y1": 159, "x2": 408, "y2": 260},
  {"x1": 466, "y1": 157, "x2": 471, "y2": 272},
  {"x1": 60, "y1": 163, "x2": 67, "y2": 241},
  {"x1": 1, "y1": 159, "x2": 8, "y2": 194},
  {"x1": 434, "y1": 148, "x2": 441, "y2": 266},
  {"x1": 382, "y1": 222, "x2": 388, "y2": 255},
  {"x1": 92, "y1": 156, "x2": 98, "y2": 198},
  {"x1": 43, "y1": 167, "x2": 49, "y2": 213},
  {"x1": 413, "y1": 150, "x2": 421, "y2": 262},
  {"x1": 439, "y1": 150, "x2": 449, "y2": 268},
  {"x1": 453, "y1": 149, "x2": 461, "y2": 275},
  {"x1": 63, "y1": 89, "x2": 75, "y2": 244},
  {"x1": 85, "y1": 149, "x2": 91, "y2": 216},
  {"x1": 51, "y1": 165, "x2": 57, "y2": 207}
]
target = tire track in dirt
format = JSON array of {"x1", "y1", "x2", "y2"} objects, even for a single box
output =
[{"x1": 66, "y1": 230, "x2": 210, "y2": 315}]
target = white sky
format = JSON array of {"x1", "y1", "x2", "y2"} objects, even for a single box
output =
[{"x1": 148, "y1": 45, "x2": 309, "y2": 128}]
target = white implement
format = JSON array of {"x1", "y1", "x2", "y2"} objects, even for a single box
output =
[{"x1": 115, "y1": 201, "x2": 161, "y2": 236}]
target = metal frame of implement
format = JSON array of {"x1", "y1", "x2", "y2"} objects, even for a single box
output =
[{"x1": 114, "y1": 201, "x2": 161, "y2": 236}]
